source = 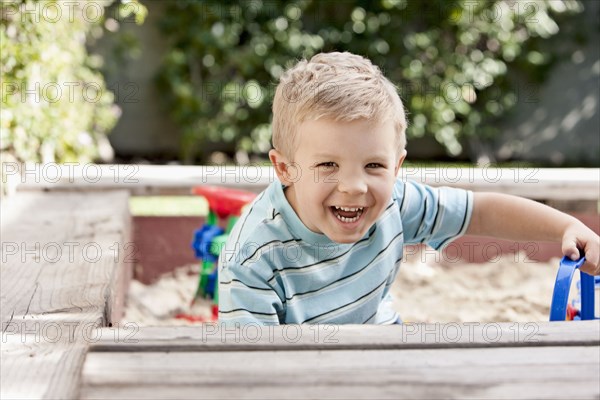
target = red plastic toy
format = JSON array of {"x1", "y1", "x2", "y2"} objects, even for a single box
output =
[{"x1": 192, "y1": 186, "x2": 257, "y2": 220}]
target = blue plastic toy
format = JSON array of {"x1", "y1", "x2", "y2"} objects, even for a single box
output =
[
  {"x1": 182, "y1": 186, "x2": 256, "y2": 322},
  {"x1": 549, "y1": 256, "x2": 598, "y2": 321}
]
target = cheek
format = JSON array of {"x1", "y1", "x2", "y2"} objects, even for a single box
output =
[
  {"x1": 371, "y1": 177, "x2": 395, "y2": 202},
  {"x1": 298, "y1": 179, "x2": 327, "y2": 203}
]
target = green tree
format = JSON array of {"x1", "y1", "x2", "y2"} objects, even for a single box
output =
[
  {"x1": 0, "y1": 0, "x2": 146, "y2": 165},
  {"x1": 157, "y1": 0, "x2": 583, "y2": 164}
]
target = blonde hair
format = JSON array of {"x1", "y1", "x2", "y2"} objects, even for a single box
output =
[{"x1": 272, "y1": 52, "x2": 407, "y2": 159}]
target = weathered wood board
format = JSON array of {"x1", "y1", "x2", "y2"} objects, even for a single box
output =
[
  {"x1": 79, "y1": 322, "x2": 600, "y2": 399},
  {"x1": 1, "y1": 191, "x2": 131, "y2": 399},
  {"x1": 88, "y1": 321, "x2": 600, "y2": 352},
  {"x1": 80, "y1": 345, "x2": 599, "y2": 399}
]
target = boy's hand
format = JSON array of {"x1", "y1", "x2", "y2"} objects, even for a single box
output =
[{"x1": 562, "y1": 222, "x2": 600, "y2": 275}]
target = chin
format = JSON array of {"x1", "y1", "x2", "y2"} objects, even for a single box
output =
[{"x1": 327, "y1": 231, "x2": 365, "y2": 244}]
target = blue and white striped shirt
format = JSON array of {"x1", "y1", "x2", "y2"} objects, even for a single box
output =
[{"x1": 218, "y1": 179, "x2": 473, "y2": 325}]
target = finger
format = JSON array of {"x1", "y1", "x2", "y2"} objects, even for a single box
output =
[
  {"x1": 561, "y1": 237, "x2": 581, "y2": 261},
  {"x1": 582, "y1": 242, "x2": 600, "y2": 275}
]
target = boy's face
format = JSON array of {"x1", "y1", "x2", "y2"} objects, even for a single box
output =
[{"x1": 270, "y1": 118, "x2": 405, "y2": 243}]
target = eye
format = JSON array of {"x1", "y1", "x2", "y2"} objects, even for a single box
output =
[
  {"x1": 316, "y1": 162, "x2": 337, "y2": 168},
  {"x1": 366, "y1": 163, "x2": 385, "y2": 169}
]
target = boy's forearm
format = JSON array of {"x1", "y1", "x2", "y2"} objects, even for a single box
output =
[{"x1": 467, "y1": 192, "x2": 581, "y2": 242}]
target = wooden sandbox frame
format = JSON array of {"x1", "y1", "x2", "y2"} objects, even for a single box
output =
[{"x1": 1, "y1": 165, "x2": 599, "y2": 399}]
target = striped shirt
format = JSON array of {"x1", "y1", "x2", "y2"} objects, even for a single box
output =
[{"x1": 218, "y1": 179, "x2": 473, "y2": 325}]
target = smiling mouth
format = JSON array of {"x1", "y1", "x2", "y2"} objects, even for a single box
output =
[{"x1": 330, "y1": 206, "x2": 365, "y2": 223}]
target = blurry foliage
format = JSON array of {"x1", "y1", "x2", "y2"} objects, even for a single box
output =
[
  {"x1": 0, "y1": 0, "x2": 146, "y2": 165},
  {"x1": 157, "y1": 0, "x2": 583, "y2": 163}
]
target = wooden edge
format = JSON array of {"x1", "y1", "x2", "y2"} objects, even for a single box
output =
[
  {"x1": 9, "y1": 165, "x2": 600, "y2": 200},
  {"x1": 103, "y1": 194, "x2": 133, "y2": 325},
  {"x1": 88, "y1": 321, "x2": 600, "y2": 352}
]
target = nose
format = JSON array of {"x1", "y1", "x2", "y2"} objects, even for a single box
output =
[{"x1": 336, "y1": 170, "x2": 368, "y2": 195}]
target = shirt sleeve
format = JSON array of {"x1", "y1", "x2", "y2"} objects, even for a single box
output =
[
  {"x1": 218, "y1": 257, "x2": 284, "y2": 326},
  {"x1": 395, "y1": 179, "x2": 473, "y2": 250}
]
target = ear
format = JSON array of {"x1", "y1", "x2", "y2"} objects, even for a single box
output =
[
  {"x1": 269, "y1": 149, "x2": 295, "y2": 186},
  {"x1": 394, "y1": 150, "x2": 407, "y2": 177}
]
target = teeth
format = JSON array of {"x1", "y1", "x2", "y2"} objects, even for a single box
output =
[
  {"x1": 333, "y1": 207, "x2": 364, "y2": 223},
  {"x1": 335, "y1": 211, "x2": 362, "y2": 223},
  {"x1": 334, "y1": 206, "x2": 364, "y2": 212}
]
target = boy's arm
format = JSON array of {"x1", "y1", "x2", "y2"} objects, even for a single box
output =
[{"x1": 467, "y1": 192, "x2": 600, "y2": 275}]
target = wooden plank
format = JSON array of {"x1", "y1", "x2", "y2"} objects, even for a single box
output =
[
  {"x1": 0, "y1": 191, "x2": 131, "y2": 399},
  {"x1": 9, "y1": 164, "x2": 600, "y2": 200},
  {"x1": 80, "y1": 346, "x2": 600, "y2": 399},
  {"x1": 89, "y1": 321, "x2": 600, "y2": 352}
]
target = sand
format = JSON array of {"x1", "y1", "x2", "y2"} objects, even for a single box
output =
[
  {"x1": 391, "y1": 252, "x2": 559, "y2": 323},
  {"x1": 121, "y1": 264, "x2": 215, "y2": 326},
  {"x1": 121, "y1": 253, "x2": 579, "y2": 326}
]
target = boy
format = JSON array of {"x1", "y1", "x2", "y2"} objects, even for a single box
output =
[{"x1": 218, "y1": 52, "x2": 599, "y2": 325}]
